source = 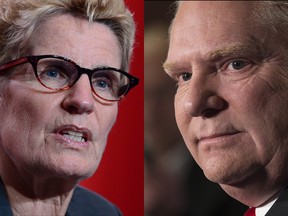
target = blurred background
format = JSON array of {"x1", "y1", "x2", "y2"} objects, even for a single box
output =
[
  {"x1": 144, "y1": 1, "x2": 247, "y2": 216},
  {"x1": 81, "y1": 0, "x2": 144, "y2": 216}
]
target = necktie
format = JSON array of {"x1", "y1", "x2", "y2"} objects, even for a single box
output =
[{"x1": 244, "y1": 207, "x2": 256, "y2": 216}]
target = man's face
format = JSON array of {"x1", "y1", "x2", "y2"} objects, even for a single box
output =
[
  {"x1": 0, "y1": 14, "x2": 120, "y2": 181},
  {"x1": 165, "y1": 1, "x2": 288, "y2": 187}
]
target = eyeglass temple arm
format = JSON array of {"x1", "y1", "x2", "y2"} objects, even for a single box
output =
[{"x1": 0, "y1": 57, "x2": 29, "y2": 72}]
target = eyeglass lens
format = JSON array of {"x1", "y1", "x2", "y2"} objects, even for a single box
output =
[{"x1": 36, "y1": 58, "x2": 130, "y2": 101}]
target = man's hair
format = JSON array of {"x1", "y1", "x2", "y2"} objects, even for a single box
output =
[
  {"x1": 173, "y1": 1, "x2": 288, "y2": 47},
  {"x1": 253, "y1": 1, "x2": 288, "y2": 43},
  {"x1": 0, "y1": 0, "x2": 135, "y2": 71}
]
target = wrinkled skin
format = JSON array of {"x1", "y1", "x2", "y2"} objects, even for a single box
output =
[
  {"x1": 165, "y1": 1, "x2": 288, "y2": 206},
  {"x1": 0, "y1": 14, "x2": 120, "y2": 203}
]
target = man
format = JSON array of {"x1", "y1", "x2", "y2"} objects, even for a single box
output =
[
  {"x1": 164, "y1": 1, "x2": 288, "y2": 215},
  {"x1": 145, "y1": 22, "x2": 246, "y2": 216}
]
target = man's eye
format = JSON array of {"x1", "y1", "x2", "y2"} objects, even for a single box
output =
[
  {"x1": 227, "y1": 60, "x2": 249, "y2": 71},
  {"x1": 180, "y1": 72, "x2": 192, "y2": 82}
]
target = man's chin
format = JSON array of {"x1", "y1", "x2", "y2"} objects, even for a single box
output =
[{"x1": 202, "y1": 164, "x2": 247, "y2": 185}]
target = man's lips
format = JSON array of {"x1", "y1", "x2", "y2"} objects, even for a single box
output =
[
  {"x1": 54, "y1": 125, "x2": 93, "y2": 143},
  {"x1": 197, "y1": 131, "x2": 242, "y2": 146},
  {"x1": 199, "y1": 132, "x2": 241, "y2": 142}
]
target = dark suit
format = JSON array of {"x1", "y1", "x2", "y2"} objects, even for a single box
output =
[
  {"x1": 0, "y1": 179, "x2": 122, "y2": 216},
  {"x1": 266, "y1": 187, "x2": 288, "y2": 216},
  {"x1": 185, "y1": 162, "x2": 247, "y2": 216}
]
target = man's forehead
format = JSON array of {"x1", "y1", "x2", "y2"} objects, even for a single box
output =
[
  {"x1": 177, "y1": 1, "x2": 257, "y2": 13},
  {"x1": 169, "y1": 1, "x2": 272, "y2": 50},
  {"x1": 174, "y1": 1, "x2": 258, "y2": 30}
]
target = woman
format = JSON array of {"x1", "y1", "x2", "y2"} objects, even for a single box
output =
[{"x1": 0, "y1": 0, "x2": 139, "y2": 215}]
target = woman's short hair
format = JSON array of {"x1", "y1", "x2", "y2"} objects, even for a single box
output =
[{"x1": 0, "y1": 0, "x2": 135, "y2": 71}]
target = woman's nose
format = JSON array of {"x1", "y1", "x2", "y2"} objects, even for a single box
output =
[{"x1": 62, "y1": 74, "x2": 94, "y2": 114}]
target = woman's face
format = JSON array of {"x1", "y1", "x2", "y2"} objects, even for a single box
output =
[{"x1": 0, "y1": 14, "x2": 120, "y2": 181}]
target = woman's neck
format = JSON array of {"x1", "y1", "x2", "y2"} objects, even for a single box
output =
[{"x1": 5, "y1": 178, "x2": 75, "y2": 216}]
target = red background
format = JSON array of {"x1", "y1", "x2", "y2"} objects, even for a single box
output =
[{"x1": 81, "y1": 0, "x2": 144, "y2": 216}]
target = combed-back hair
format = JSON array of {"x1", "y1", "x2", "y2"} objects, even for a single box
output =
[
  {"x1": 174, "y1": 1, "x2": 288, "y2": 49},
  {"x1": 0, "y1": 0, "x2": 135, "y2": 71},
  {"x1": 252, "y1": 1, "x2": 288, "y2": 44}
]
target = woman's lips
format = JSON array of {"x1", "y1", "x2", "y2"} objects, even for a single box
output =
[{"x1": 53, "y1": 124, "x2": 93, "y2": 148}]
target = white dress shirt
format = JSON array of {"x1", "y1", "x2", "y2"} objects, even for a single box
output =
[{"x1": 255, "y1": 198, "x2": 277, "y2": 216}]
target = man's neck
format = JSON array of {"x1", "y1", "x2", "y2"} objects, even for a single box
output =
[{"x1": 220, "y1": 180, "x2": 284, "y2": 207}]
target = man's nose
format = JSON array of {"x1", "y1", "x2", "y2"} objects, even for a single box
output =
[
  {"x1": 62, "y1": 74, "x2": 94, "y2": 114},
  {"x1": 183, "y1": 74, "x2": 227, "y2": 118}
]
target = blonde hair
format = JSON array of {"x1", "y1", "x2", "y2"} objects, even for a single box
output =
[{"x1": 0, "y1": 0, "x2": 135, "y2": 71}]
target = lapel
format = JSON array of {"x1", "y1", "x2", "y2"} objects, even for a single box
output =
[
  {"x1": 265, "y1": 187, "x2": 288, "y2": 216},
  {"x1": 0, "y1": 178, "x2": 13, "y2": 216}
]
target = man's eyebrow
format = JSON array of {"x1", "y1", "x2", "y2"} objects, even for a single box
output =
[
  {"x1": 163, "y1": 42, "x2": 269, "y2": 75},
  {"x1": 208, "y1": 42, "x2": 266, "y2": 61},
  {"x1": 163, "y1": 61, "x2": 178, "y2": 75},
  {"x1": 163, "y1": 44, "x2": 259, "y2": 72}
]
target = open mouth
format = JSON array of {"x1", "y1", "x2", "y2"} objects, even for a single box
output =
[{"x1": 60, "y1": 130, "x2": 87, "y2": 142}]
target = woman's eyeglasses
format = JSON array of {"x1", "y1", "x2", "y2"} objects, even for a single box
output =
[{"x1": 0, "y1": 55, "x2": 139, "y2": 101}]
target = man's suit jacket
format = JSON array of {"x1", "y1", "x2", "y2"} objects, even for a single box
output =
[
  {"x1": 266, "y1": 187, "x2": 288, "y2": 216},
  {"x1": 0, "y1": 178, "x2": 122, "y2": 216}
]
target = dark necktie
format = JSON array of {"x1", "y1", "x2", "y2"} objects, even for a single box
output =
[{"x1": 244, "y1": 207, "x2": 256, "y2": 216}]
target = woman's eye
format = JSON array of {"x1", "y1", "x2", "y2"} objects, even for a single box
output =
[
  {"x1": 39, "y1": 66, "x2": 68, "y2": 83},
  {"x1": 94, "y1": 78, "x2": 111, "y2": 90},
  {"x1": 227, "y1": 60, "x2": 249, "y2": 71},
  {"x1": 41, "y1": 66, "x2": 64, "y2": 79},
  {"x1": 96, "y1": 80, "x2": 108, "y2": 88},
  {"x1": 46, "y1": 70, "x2": 59, "y2": 78}
]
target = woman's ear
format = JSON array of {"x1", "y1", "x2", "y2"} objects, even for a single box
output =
[{"x1": 0, "y1": 79, "x2": 8, "y2": 105}]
